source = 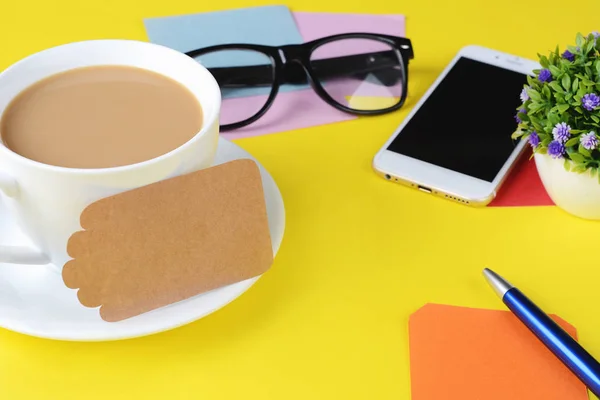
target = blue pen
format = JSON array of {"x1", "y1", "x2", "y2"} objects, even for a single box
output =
[{"x1": 483, "y1": 268, "x2": 600, "y2": 397}]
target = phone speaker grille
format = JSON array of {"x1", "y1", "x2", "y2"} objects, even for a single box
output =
[{"x1": 444, "y1": 194, "x2": 470, "y2": 205}]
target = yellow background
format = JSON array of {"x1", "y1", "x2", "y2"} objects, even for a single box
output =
[{"x1": 1, "y1": 0, "x2": 600, "y2": 399}]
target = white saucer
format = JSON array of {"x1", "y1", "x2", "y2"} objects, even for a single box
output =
[{"x1": 0, "y1": 137, "x2": 285, "y2": 341}]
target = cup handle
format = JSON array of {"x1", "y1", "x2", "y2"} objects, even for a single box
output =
[{"x1": 0, "y1": 172, "x2": 49, "y2": 265}]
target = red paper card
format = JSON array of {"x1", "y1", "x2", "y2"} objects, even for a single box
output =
[{"x1": 490, "y1": 150, "x2": 554, "y2": 207}]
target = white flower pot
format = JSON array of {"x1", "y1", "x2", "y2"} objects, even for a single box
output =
[{"x1": 534, "y1": 153, "x2": 600, "y2": 219}]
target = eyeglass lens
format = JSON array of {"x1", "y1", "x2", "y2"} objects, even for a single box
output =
[
  {"x1": 310, "y1": 38, "x2": 404, "y2": 111},
  {"x1": 191, "y1": 49, "x2": 276, "y2": 126}
]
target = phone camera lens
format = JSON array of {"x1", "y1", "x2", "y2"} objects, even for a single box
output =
[{"x1": 385, "y1": 174, "x2": 391, "y2": 180}]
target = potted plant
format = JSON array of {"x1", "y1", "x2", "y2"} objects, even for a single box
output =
[{"x1": 513, "y1": 31, "x2": 600, "y2": 219}]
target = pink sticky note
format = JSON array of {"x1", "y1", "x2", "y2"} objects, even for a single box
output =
[
  {"x1": 293, "y1": 12, "x2": 406, "y2": 42},
  {"x1": 220, "y1": 89, "x2": 355, "y2": 140},
  {"x1": 221, "y1": 12, "x2": 406, "y2": 141}
]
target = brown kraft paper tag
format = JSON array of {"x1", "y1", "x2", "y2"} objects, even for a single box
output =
[{"x1": 62, "y1": 159, "x2": 273, "y2": 322}]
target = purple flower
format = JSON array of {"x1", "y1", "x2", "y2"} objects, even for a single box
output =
[
  {"x1": 514, "y1": 108, "x2": 527, "y2": 123},
  {"x1": 593, "y1": 31, "x2": 599, "y2": 38},
  {"x1": 580, "y1": 131, "x2": 598, "y2": 150},
  {"x1": 520, "y1": 87, "x2": 529, "y2": 102},
  {"x1": 528, "y1": 131, "x2": 540, "y2": 148},
  {"x1": 548, "y1": 140, "x2": 565, "y2": 159},
  {"x1": 552, "y1": 122, "x2": 571, "y2": 143},
  {"x1": 538, "y1": 68, "x2": 552, "y2": 83},
  {"x1": 562, "y1": 50, "x2": 575, "y2": 61},
  {"x1": 582, "y1": 93, "x2": 600, "y2": 111}
]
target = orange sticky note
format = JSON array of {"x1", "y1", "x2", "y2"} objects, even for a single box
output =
[{"x1": 408, "y1": 303, "x2": 589, "y2": 400}]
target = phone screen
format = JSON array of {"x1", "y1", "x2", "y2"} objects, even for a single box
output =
[{"x1": 386, "y1": 57, "x2": 527, "y2": 182}]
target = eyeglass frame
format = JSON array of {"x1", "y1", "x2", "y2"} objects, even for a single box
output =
[{"x1": 185, "y1": 33, "x2": 414, "y2": 131}]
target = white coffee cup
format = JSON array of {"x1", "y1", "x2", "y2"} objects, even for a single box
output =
[{"x1": 0, "y1": 39, "x2": 221, "y2": 270}]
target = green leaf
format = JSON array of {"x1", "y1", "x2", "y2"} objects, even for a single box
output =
[
  {"x1": 592, "y1": 115, "x2": 600, "y2": 123},
  {"x1": 549, "y1": 81, "x2": 564, "y2": 93},
  {"x1": 527, "y1": 75, "x2": 537, "y2": 86},
  {"x1": 529, "y1": 116, "x2": 543, "y2": 131},
  {"x1": 560, "y1": 59, "x2": 572, "y2": 69},
  {"x1": 564, "y1": 159, "x2": 571, "y2": 171},
  {"x1": 576, "y1": 106, "x2": 584, "y2": 114},
  {"x1": 572, "y1": 77, "x2": 579, "y2": 92},
  {"x1": 538, "y1": 147, "x2": 548, "y2": 155},
  {"x1": 569, "y1": 152, "x2": 587, "y2": 163},
  {"x1": 565, "y1": 137, "x2": 579, "y2": 147},
  {"x1": 576, "y1": 32, "x2": 585, "y2": 48},
  {"x1": 565, "y1": 92, "x2": 573, "y2": 101},
  {"x1": 595, "y1": 60, "x2": 600, "y2": 76},
  {"x1": 528, "y1": 102, "x2": 544, "y2": 113},
  {"x1": 547, "y1": 112, "x2": 560, "y2": 125},
  {"x1": 539, "y1": 130, "x2": 550, "y2": 139},
  {"x1": 591, "y1": 168, "x2": 598, "y2": 178},
  {"x1": 586, "y1": 66, "x2": 593, "y2": 77},
  {"x1": 579, "y1": 145, "x2": 592, "y2": 157},
  {"x1": 557, "y1": 103, "x2": 570, "y2": 113},
  {"x1": 539, "y1": 55, "x2": 549, "y2": 68},
  {"x1": 586, "y1": 40, "x2": 596, "y2": 54},
  {"x1": 573, "y1": 164, "x2": 588, "y2": 174},
  {"x1": 541, "y1": 136, "x2": 552, "y2": 146},
  {"x1": 582, "y1": 78, "x2": 595, "y2": 87},
  {"x1": 542, "y1": 84, "x2": 551, "y2": 99},
  {"x1": 550, "y1": 65, "x2": 562, "y2": 76},
  {"x1": 568, "y1": 45, "x2": 580, "y2": 54},
  {"x1": 527, "y1": 89, "x2": 542, "y2": 101},
  {"x1": 562, "y1": 74, "x2": 572, "y2": 91},
  {"x1": 552, "y1": 47, "x2": 559, "y2": 63}
]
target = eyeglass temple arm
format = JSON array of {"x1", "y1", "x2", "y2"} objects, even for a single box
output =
[{"x1": 207, "y1": 50, "x2": 403, "y2": 88}]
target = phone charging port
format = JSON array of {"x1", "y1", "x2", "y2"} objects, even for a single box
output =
[{"x1": 418, "y1": 185, "x2": 432, "y2": 194}]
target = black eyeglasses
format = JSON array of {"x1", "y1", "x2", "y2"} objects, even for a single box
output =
[{"x1": 186, "y1": 33, "x2": 414, "y2": 131}]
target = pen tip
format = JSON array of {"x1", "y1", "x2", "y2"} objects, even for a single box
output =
[{"x1": 483, "y1": 268, "x2": 514, "y2": 298}]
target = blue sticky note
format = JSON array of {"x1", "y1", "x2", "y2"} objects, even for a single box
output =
[{"x1": 144, "y1": 6, "x2": 309, "y2": 97}]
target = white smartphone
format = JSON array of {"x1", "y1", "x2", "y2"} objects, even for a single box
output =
[{"x1": 373, "y1": 45, "x2": 540, "y2": 206}]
